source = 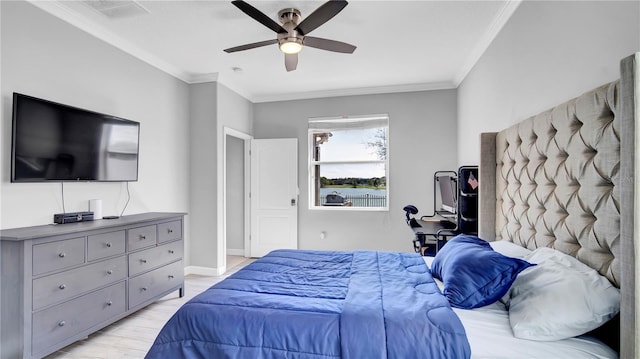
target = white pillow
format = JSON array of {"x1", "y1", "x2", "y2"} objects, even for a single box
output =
[
  {"x1": 504, "y1": 247, "x2": 620, "y2": 341},
  {"x1": 489, "y1": 240, "x2": 532, "y2": 259}
]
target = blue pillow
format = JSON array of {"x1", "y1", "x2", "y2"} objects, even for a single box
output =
[{"x1": 431, "y1": 235, "x2": 534, "y2": 309}]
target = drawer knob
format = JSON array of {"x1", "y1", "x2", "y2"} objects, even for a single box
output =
[
  {"x1": 106, "y1": 242, "x2": 112, "y2": 248},
  {"x1": 58, "y1": 321, "x2": 66, "y2": 327},
  {"x1": 107, "y1": 270, "x2": 113, "y2": 275},
  {"x1": 140, "y1": 259, "x2": 147, "y2": 264},
  {"x1": 168, "y1": 229, "x2": 173, "y2": 234},
  {"x1": 59, "y1": 252, "x2": 66, "y2": 258},
  {"x1": 59, "y1": 284, "x2": 66, "y2": 290},
  {"x1": 168, "y1": 250, "x2": 174, "y2": 254},
  {"x1": 140, "y1": 235, "x2": 146, "y2": 240},
  {"x1": 168, "y1": 275, "x2": 174, "y2": 279},
  {"x1": 141, "y1": 287, "x2": 148, "y2": 291},
  {"x1": 106, "y1": 301, "x2": 113, "y2": 306}
]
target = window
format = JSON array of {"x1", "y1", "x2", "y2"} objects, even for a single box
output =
[{"x1": 308, "y1": 114, "x2": 389, "y2": 210}]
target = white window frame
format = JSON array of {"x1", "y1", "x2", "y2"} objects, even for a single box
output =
[{"x1": 308, "y1": 114, "x2": 389, "y2": 211}]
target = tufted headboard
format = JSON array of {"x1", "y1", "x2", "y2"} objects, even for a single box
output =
[
  {"x1": 492, "y1": 80, "x2": 620, "y2": 284},
  {"x1": 478, "y1": 53, "x2": 638, "y2": 357}
]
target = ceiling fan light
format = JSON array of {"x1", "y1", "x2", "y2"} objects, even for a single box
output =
[{"x1": 280, "y1": 41, "x2": 302, "y2": 54}]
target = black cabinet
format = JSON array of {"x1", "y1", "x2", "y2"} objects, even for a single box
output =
[{"x1": 457, "y1": 166, "x2": 478, "y2": 234}]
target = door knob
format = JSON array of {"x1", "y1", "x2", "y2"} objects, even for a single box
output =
[{"x1": 291, "y1": 198, "x2": 296, "y2": 206}]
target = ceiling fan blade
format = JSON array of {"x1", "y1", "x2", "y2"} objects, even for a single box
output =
[
  {"x1": 285, "y1": 53, "x2": 298, "y2": 72},
  {"x1": 232, "y1": 0, "x2": 287, "y2": 34},
  {"x1": 295, "y1": 0, "x2": 348, "y2": 36},
  {"x1": 224, "y1": 39, "x2": 278, "y2": 53},
  {"x1": 303, "y1": 36, "x2": 356, "y2": 54}
]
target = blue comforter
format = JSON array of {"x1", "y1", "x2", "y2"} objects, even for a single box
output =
[{"x1": 146, "y1": 250, "x2": 470, "y2": 359}]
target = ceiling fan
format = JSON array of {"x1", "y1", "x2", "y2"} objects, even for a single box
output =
[{"x1": 224, "y1": 0, "x2": 357, "y2": 72}]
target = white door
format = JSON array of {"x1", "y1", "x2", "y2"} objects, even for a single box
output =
[{"x1": 250, "y1": 138, "x2": 298, "y2": 257}]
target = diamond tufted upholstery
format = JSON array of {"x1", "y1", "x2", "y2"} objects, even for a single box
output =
[
  {"x1": 479, "y1": 53, "x2": 638, "y2": 358},
  {"x1": 494, "y1": 81, "x2": 620, "y2": 286}
]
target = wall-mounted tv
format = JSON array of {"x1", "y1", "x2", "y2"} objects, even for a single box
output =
[{"x1": 11, "y1": 93, "x2": 140, "y2": 182}]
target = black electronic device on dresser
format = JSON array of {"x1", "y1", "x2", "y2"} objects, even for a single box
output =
[{"x1": 53, "y1": 211, "x2": 94, "y2": 224}]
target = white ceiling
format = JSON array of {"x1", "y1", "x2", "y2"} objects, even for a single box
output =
[{"x1": 30, "y1": 0, "x2": 520, "y2": 102}]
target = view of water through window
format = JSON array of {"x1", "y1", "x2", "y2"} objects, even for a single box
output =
[{"x1": 310, "y1": 115, "x2": 389, "y2": 209}]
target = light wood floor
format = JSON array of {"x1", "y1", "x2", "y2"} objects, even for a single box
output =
[{"x1": 45, "y1": 255, "x2": 254, "y2": 359}]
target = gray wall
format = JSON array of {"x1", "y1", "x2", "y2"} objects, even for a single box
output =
[
  {"x1": 254, "y1": 90, "x2": 457, "y2": 252},
  {"x1": 188, "y1": 82, "x2": 217, "y2": 269},
  {"x1": 8, "y1": 0, "x2": 636, "y2": 273},
  {"x1": 458, "y1": 0, "x2": 640, "y2": 165},
  {"x1": 226, "y1": 135, "x2": 245, "y2": 252},
  {"x1": 0, "y1": 1, "x2": 255, "y2": 275},
  {"x1": 188, "y1": 82, "x2": 253, "y2": 270},
  {"x1": 1, "y1": 1, "x2": 190, "y2": 229},
  {"x1": 215, "y1": 84, "x2": 252, "y2": 268}
]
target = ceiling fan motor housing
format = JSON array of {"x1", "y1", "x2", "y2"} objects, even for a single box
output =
[
  {"x1": 277, "y1": 8, "x2": 303, "y2": 47},
  {"x1": 278, "y1": 8, "x2": 300, "y2": 23}
]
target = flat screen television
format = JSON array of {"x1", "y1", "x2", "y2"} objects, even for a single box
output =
[{"x1": 11, "y1": 93, "x2": 140, "y2": 182}]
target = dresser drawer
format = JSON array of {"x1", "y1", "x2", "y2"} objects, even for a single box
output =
[
  {"x1": 158, "y1": 220, "x2": 182, "y2": 243},
  {"x1": 127, "y1": 225, "x2": 157, "y2": 251},
  {"x1": 88, "y1": 231, "x2": 125, "y2": 261},
  {"x1": 129, "y1": 260, "x2": 183, "y2": 309},
  {"x1": 32, "y1": 281, "x2": 126, "y2": 356},
  {"x1": 128, "y1": 240, "x2": 183, "y2": 276},
  {"x1": 33, "y1": 237, "x2": 85, "y2": 276},
  {"x1": 33, "y1": 256, "x2": 126, "y2": 309}
]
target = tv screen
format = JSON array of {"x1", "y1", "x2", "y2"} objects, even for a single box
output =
[{"x1": 11, "y1": 93, "x2": 140, "y2": 182}]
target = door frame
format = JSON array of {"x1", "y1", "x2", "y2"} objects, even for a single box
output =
[{"x1": 222, "y1": 127, "x2": 252, "y2": 268}]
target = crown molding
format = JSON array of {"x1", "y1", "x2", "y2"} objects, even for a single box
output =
[
  {"x1": 246, "y1": 81, "x2": 457, "y2": 104},
  {"x1": 27, "y1": 0, "x2": 192, "y2": 83},
  {"x1": 453, "y1": 0, "x2": 522, "y2": 86},
  {"x1": 187, "y1": 73, "x2": 219, "y2": 84},
  {"x1": 213, "y1": 75, "x2": 255, "y2": 102},
  {"x1": 28, "y1": 0, "x2": 519, "y2": 102}
]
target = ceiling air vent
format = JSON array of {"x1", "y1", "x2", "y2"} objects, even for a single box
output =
[{"x1": 82, "y1": 0, "x2": 150, "y2": 19}]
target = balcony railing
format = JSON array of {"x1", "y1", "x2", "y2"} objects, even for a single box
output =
[{"x1": 321, "y1": 194, "x2": 387, "y2": 208}]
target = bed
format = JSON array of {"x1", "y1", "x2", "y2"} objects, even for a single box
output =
[
  {"x1": 147, "y1": 249, "x2": 471, "y2": 358},
  {"x1": 146, "y1": 53, "x2": 638, "y2": 358}
]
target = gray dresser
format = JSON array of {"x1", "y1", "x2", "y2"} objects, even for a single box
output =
[{"x1": 0, "y1": 212, "x2": 185, "y2": 359}]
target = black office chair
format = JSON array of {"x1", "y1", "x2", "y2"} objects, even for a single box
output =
[
  {"x1": 403, "y1": 205, "x2": 428, "y2": 253},
  {"x1": 403, "y1": 204, "x2": 452, "y2": 256},
  {"x1": 403, "y1": 205, "x2": 422, "y2": 229}
]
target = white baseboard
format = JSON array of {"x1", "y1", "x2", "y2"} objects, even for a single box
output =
[
  {"x1": 184, "y1": 265, "x2": 226, "y2": 276},
  {"x1": 226, "y1": 248, "x2": 245, "y2": 256}
]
